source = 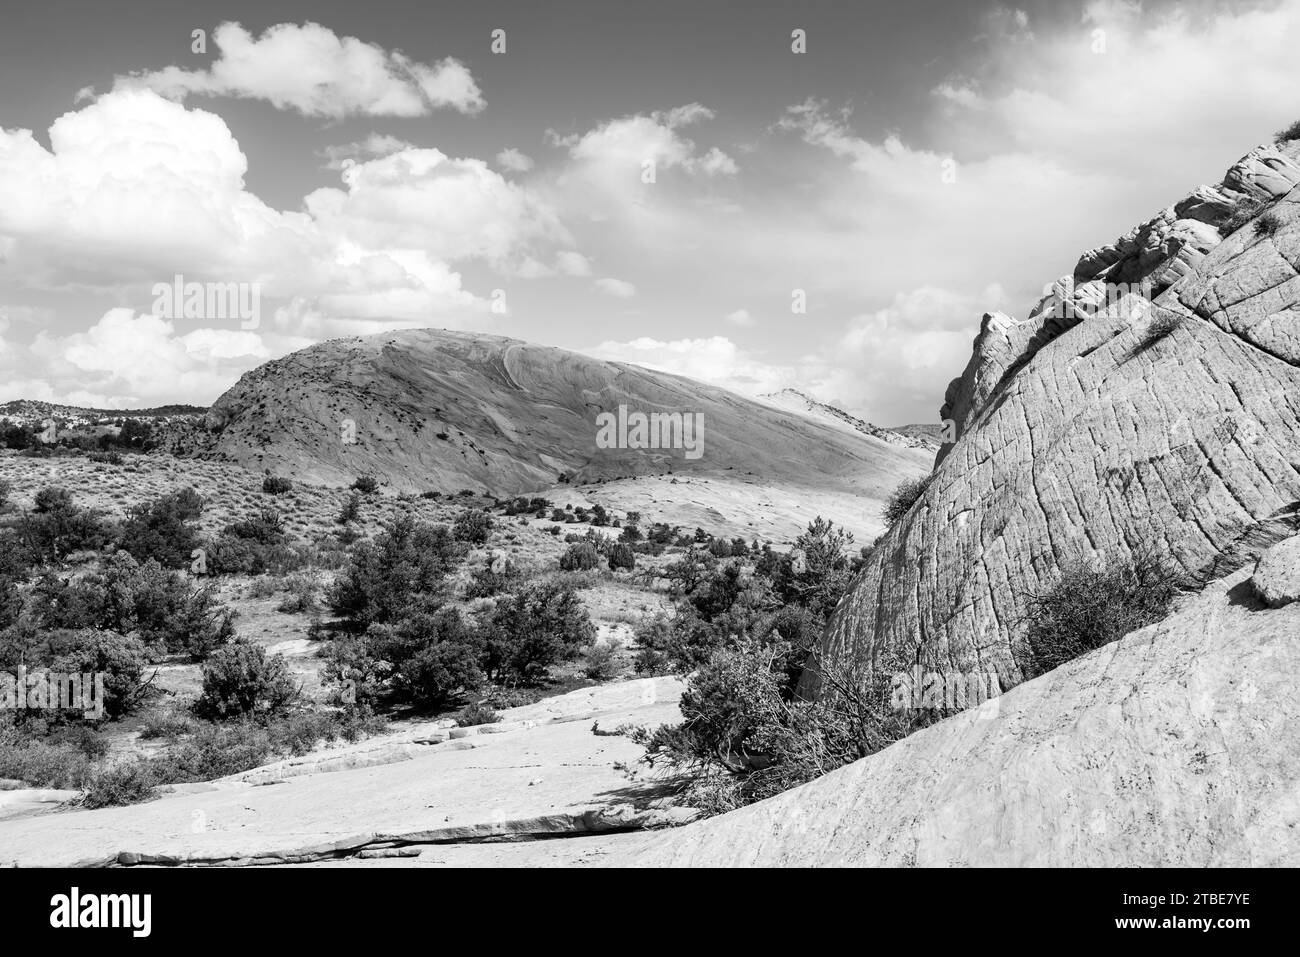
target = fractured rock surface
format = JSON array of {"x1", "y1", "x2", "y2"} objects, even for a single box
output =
[
  {"x1": 811, "y1": 141, "x2": 1300, "y2": 696},
  {"x1": 620, "y1": 568, "x2": 1300, "y2": 867}
]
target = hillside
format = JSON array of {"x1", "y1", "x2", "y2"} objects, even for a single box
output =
[{"x1": 200, "y1": 329, "x2": 932, "y2": 540}]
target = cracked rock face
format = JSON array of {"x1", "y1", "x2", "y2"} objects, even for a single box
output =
[
  {"x1": 809, "y1": 140, "x2": 1300, "y2": 697},
  {"x1": 626, "y1": 567, "x2": 1300, "y2": 867},
  {"x1": 1252, "y1": 535, "x2": 1300, "y2": 607}
]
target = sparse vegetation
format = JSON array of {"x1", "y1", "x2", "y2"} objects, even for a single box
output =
[
  {"x1": 1015, "y1": 553, "x2": 1185, "y2": 680},
  {"x1": 882, "y1": 475, "x2": 934, "y2": 528},
  {"x1": 261, "y1": 475, "x2": 293, "y2": 495},
  {"x1": 1275, "y1": 118, "x2": 1300, "y2": 143},
  {"x1": 1254, "y1": 211, "x2": 1284, "y2": 238}
]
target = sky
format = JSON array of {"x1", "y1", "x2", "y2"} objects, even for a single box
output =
[{"x1": 2, "y1": 0, "x2": 1299, "y2": 423}]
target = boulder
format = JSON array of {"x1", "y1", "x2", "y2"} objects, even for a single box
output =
[{"x1": 1252, "y1": 535, "x2": 1300, "y2": 607}]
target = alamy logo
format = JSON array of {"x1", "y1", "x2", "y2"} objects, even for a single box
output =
[
  {"x1": 0, "y1": 668, "x2": 105, "y2": 719},
  {"x1": 50, "y1": 887, "x2": 151, "y2": 937},
  {"x1": 891, "y1": 666, "x2": 1001, "y2": 716},
  {"x1": 595, "y1": 404, "x2": 704, "y2": 460},
  {"x1": 152, "y1": 273, "x2": 260, "y2": 329}
]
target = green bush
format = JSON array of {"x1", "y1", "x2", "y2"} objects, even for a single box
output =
[
  {"x1": 1254, "y1": 211, "x2": 1284, "y2": 238},
  {"x1": 366, "y1": 607, "x2": 483, "y2": 709},
  {"x1": 1016, "y1": 553, "x2": 1184, "y2": 679},
  {"x1": 559, "y1": 542, "x2": 600, "y2": 571},
  {"x1": 1275, "y1": 118, "x2": 1300, "y2": 143},
  {"x1": 81, "y1": 760, "x2": 158, "y2": 809},
  {"x1": 194, "y1": 641, "x2": 298, "y2": 719},
  {"x1": 452, "y1": 508, "x2": 494, "y2": 544},
  {"x1": 455, "y1": 701, "x2": 500, "y2": 727},
  {"x1": 882, "y1": 475, "x2": 934, "y2": 528},
  {"x1": 336, "y1": 492, "x2": 361, "y2": 524},
  {"x1": 328, "y1": 515, "x2": 466, "y2": 629},
  {"x1": 607, "y1": 543, "x2": 636, "y2": 571},
  {"x1": 582, "y1": 640, "x2": 621, "y2": 680},
  {"x1": 352, "y1": 474, "x2": 379, "y2": 494},
  {"x1": 480, "y1": 582, "x2": 595, "y2": 682},
  {"x1": 117, "y1": 488, "x2": 204, "y2": 568},
  {"x1": 261, "y1": 475, "x2": 293, "y2": 495}
]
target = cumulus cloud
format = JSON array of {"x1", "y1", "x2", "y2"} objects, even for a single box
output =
[
  {"x1": 0, "y1": 308, "x2": 303, "y2": 406},
  {"x1": 0, "y1": 88, "x2": 570, "y2": 341},
  {"x1": 724, "y1": 309, "x2": 754, "y2": 327},
  {"x1": 593, "y1": 277, "x2": 636, "y2": 298},
  {"x1": 585, "y1": 336, "x2": 795, "y2": 396},
  {"x1": 118, "y1": 21, "x2": 484, "y2": 117},
  {"x1": 496, "y1": 148, "x2": 535, "y2": 172},
  {"x1": 320, "y1": 134, "x2": 417, "y2": 170}
]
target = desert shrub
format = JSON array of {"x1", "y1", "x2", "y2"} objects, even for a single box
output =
[
  {"x1": 1276, "y1": 118, "x2": 1300, "y2": 142},
  {"x1": 883, "y1": 475, "x2": 934, "y2": 528},
  {"x1": 366, "y1": 607, "x2": 483, "y2": 709},
  {"x1": 1, "y1": 423, "x2": 36, "y2": 450},
  {"x1": 261, "y1": 475, "x2": 293, "y2": 495},
  {"x1": 461, "y1": 557, "x2": 520, "y2": 599},
  {"x1": 138, "y1": 707, "x2": 197, "y2": 740},
  {"x1": 155, "y1": 721, "x2": 273, "y2": 780},
  {"x1": 275, "y1": 571, "x2": 321, "y2": 614},
  {"x1": 559, "y1": 542, "x2": 600, "y2": 571},
  {"x1": 266, "y1": 711, "x2": 342, "y2": 756},
  {"x1": 452, "y1": 508, "x2": 494, "y2": 544},
  {"x1": 607, "y1": 542, "x2": 636, "y2": 571},
  {"x1": 582, "y1": 640, "x2": 621, "y2": 681},
  {"x1": 0, "y1": 727, "x2": 93, "y2": 789},
  {"x1": 1219, "y1": 196, "x2": 1268, "y2": 235},
  {"x1": 89, "y1": 451, "x2": 123, "y2": 465},
  {"x1": 455, "y1": 701, "x2": 500, "y2": 727},
  {"x1": 634, "y1": 641, "x2": 929, "y2": 815},
  {"x1": 774, "y1": 517, "x2": 856, "y2": 618},
  {"x1": 0, "y1": 478, "x2": 10, "y2": 510},
  {"x1": 336, "y1": 492, "x2": 361, "y2": 524},
  {"x1": 22, "y1": 487, "x2": 112, "y2": 561},
  {"x1": 1016, "y1": 554, "x2": 1184, "y2": 679},
  {"x1": 207, "y1": 507, "x2": 296, "y2": 576},
  {"x1": 46, "y1": 629, "x2": 153, "y2": 720},
  {"x1": 194, "y1": 641, "x2": 298, "y2": 719},
  {"x1": 480, "y1": 582, "x2": 595, "y2": 682},
  {"x1": 352, "y1": 474, "x2": 379, "y2": 494},
  {"x1": 117, "y1": 487, "x2": 203, "y2": 568},
  {"x1": 98, "y1": 553, "x2": 235, "y2": 657},
  {"x1": 81, "y1": 760, "x2": 158, "y2": 808},
  {"x1": 1254, "y1": 211, "x2": 1284, "y2": 238},
  {"x1": 328, "y1": 515, "x2": 466, "y2": 629}
]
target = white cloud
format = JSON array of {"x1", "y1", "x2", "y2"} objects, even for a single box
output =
[
  {"x1": 0, "y1": 89, "x2": 571, "y2": 340},
  {"x1": 556, "y1": 251, "x2": 592, "y2": 276},
  {"x1": 586, "y1": 336, "x2": 795, "y2": 396},
  {"x1": 0, "y1": 308, "x2": 302, "y2": 406},
  {"x1": 593, "y1": 277, "x2": 636, "y2": 298},
  {"x1": 724, "y1": 309, "x2": 754, "y2": 327},
  {"x1": 320, "y1": 134, "x2": 417, "y2": 170},
  {"x1": 496, "y1": 147, "x2": 535, "y2": 172},
  {"x1": 118, "y1": 21, "x2": 484, "y2": 118}
]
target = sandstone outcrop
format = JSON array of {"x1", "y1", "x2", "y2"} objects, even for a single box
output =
[
  {"x1": 810, "y1": 140, "x2": 1300, "y2": 697},
  {"x1": 619, "y1": 566, "x2": 1300, "y2": 866}
]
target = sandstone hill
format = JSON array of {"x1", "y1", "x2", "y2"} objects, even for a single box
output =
[
  {"x1": 201, "y1": 330, "x2": 931, "y2": 536},
  {"x1": 611, "y1": 551, "x2": 1300, "y2": 866},
  {"x1": 805, "y1": 139, "x2": 1300, "y2": 697},
  {"x1": 757, "y1": 388, "x2": 939, "y2": 450}
]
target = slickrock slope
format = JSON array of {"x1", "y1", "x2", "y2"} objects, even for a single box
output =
[
  {"x1": 617, "y1": 564, "x2": 1300, "y2": 866},
  {"x1": 0, "y1": 678, "x2": 688, "y2": 867},
  {"x1": 807, "y1": 140, "x2": 1300, "y2": 695},
  {"x1": 203, "y1": 329, "x2": 929, "y2": 501}
]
